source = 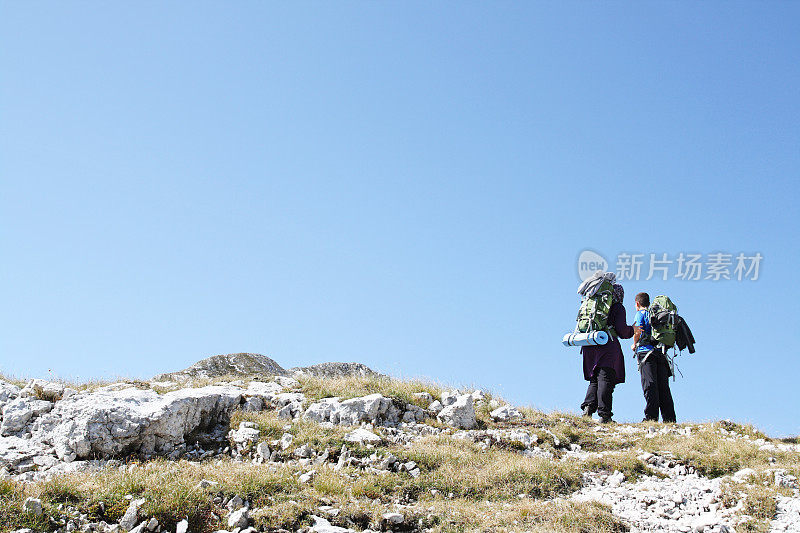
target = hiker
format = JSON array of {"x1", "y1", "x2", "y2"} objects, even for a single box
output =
[
  {"x1": 579, "y1": 282, "x2": 634, "y2": 423},
  {"x1": 632, "y1": 292, "x2": 677, "y2": 423}
]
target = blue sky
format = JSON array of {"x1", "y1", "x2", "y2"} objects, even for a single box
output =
[{"x1": 1, "y1": 3, "x2": 798, "y2": 436}]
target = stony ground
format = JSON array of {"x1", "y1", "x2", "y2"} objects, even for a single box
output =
[{"x1": 0, "y1": 369, "x2": 798, "y2": 533}]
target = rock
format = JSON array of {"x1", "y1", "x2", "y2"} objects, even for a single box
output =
[
  {"x1": 279, "y1": 433, "x2": 294, "y2": 450},
  {"x1": 28, "y1": 384, "x2": 274, "y2": 461},
  {"x1": 289, "y1": 362, "x2": 381, "y2": 379},
  {"x1": 276, "y1": 404, "x2": 295, "y2": 419},
  {"x1": 344, "y1": 428, "x2": 381, "y2": 444},
  {"x1": 255, "y1": 442, "x2": 271, "y2": 461},
  {"x1": 309, "y1": 515, "x2": 356, "y2": 533},
  {"x1": 197, "y1": 479, "x2": 218, "y2": 489},
  {"x1": 440, "y1": 391, "x2": 458, "y2": 407},
  {"x1": 401, "y1": 405, "x2": 425, "y2": 423},
  {"x1": 606, "y1": 470, "x2": 625, "y2": 487},
  {"x1": 274, "y1": 376, "x2": 300, "y2": 388},
  {"x1": 294, "y1": 444, "x2": 314, "y2": 458},
  {"x1": 241, "y1": 397, "x2": 264, "y2": 412},
  {"x1": 412, "y1": 392, "x2": 433, "y2": 404},
  {"x1": 145, "y1": 518, "x2": 158, "y2": 531},
  {"x1": 304, "y1": 393, "x2": 408, "y2": 427},
  {"x1": 229, "y1": 423, "x2": 261, "y2": 448},
  {"x1": 428, "y1": 400, "x2": 443, "y2": 414},
  {"x1": 489, "y1": 405, "x2": 523, "y2": 422},
  {"x1": 470, "y1": 390, "x2": 486, "y2": 403},
  {"x1": 227, "y1": 508, "x2": 250, "y2": 529},
  {"x1": 336, "y1": 394, "x2": 388, "y2": 425},
  {"x1": 119, "y1": 498, "x2": 145, "y2": 531},
  {"x1": 382, "y1": 512, "x2": 404, "y2": 525},
  {"x1": 22, "y1": 497, "x2": 42, "y2": 516},
  {"x1": 774, "y1": 469, "x2": 799, "y2": 489},
  {"x1": 41, "y1": 382, "x2": 66, "y2": 402},
  {"x1": 128, "y1": 524, "x2": 148, "y2": 533},
  {"x1": 245, "y1": 381, "x2": 284, "y2": 400},
  {"x1": 437, "y1": 395, "x2": 476, "y2": 429},
  {"x1": 175, "y1": 519, "x2": 189, "y2": 533},
  {"x1": 1, "y1": 397, "x2": 53, "y2": 435},
  {"x1": 691, "y1": 512, "x2": 719, "y2": 531},
  {"x1": 304, "y1": 398, "x2": 341, "y2": 424},
  {"x1": 731, "y1": 468, "x2": 756, "y2": 483},
  {"x1": 226, "y1": 495, "x2": 244, "y2": 511},
  {"x1": 273, "y1": 392, "x2": 304, "y2": 407},
  {"x1": 0, "y1": 381, "x2": 20, "y2": 409},
  {"x1": 299, "y1": 470, "x2": 316, "y2": 484}
]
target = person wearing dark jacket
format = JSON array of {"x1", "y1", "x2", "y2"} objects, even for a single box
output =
[{"x1": 580, "y1": 283, "x2": 634, "y2": 423}]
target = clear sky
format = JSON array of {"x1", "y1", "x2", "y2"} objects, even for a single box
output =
[{"x1": 2, "y1": 3, "x2": 798, "y2": 436}]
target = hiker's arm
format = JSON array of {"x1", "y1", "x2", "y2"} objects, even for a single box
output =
[
  {"x1": 632, "y1": 324, "x2": 643, "y2": 353},
  {"x1": 612, "y1": 305, "x2": 634, "y2": 339},
  {"x1": 633, "y1": 326, "x2": 642, "y2": 346}
]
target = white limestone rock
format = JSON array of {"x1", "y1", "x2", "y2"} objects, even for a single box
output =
[
  {"x1": 344, "y1": 428, "x2": 381, "y2": 444},
  {"x1": 489, "y1": 404, "x2": 523, "y2": 422},
  {"x1": 437, "y1": 394, "x2": 476, "y2": 429},
  {"x1": 440, "y1": 391, "x2": 459, "y2": 407},
  {"x1": 382, "y1": 512, "x2": 404, "y2": 525},
  {"x1": 427, "y1": 400, "x2": 443, "y2": 414},
  {"x1": 227, "y1": 507, "x2": 250, "y2": 529},
  {"x1": 29, "y1": 385, "x2": 248, "y2": 460},
  {"x1": 412, "y1": 392, "x2": 433, "y2": 404},
  {"x1": 304, "y1": 397, "x2": 341, "y2": 423},
  {"x1": 1, "y1": 397, "x2": 53, "y2": 435},
  {"x1": 309, "y1": 515, "x2": 357, "y2": 533},
  {"x1": 119, "y1": 498, "x2": 145, "y2": 531},
  {"x1": 22, "y1": 497, "x2": 42, "y2": 516}
]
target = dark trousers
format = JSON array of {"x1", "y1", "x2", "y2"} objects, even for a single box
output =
[
  {"x1": 639, "y1": 351, "x2": 676, "y2": 422},
  {"x1": 581, "y1": 367, "x2": 617, "y2": 419}
]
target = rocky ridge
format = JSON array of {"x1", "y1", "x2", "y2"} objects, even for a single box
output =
[{"x1": 1, "y1": 355, "x2": 798, "y2": 533}]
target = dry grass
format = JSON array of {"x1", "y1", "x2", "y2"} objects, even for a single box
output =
[
  {"x1": 0, "y1": 455, "x2": 626, "y2": 533},
  {"x1": 393, "y1": 436, "x2": 584, "y2": 500},
  {"x1": 420, "y1": 498, "x2": 628, "y2": 533},
  {"x1": 297, "y1": 374, "x2": 446, "y2": 409},
  {"x1": 721, "y1": 478, "x2": 778, "y2": 533},
  {"x1": 639, "y1": 427, "x2": 778, "y2": 478}
]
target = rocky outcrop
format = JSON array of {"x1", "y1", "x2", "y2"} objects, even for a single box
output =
[
  {"x1": 153, "y1": 353, "x2": 287, "y2": 381},
  {"x1": 290, "y1": 362, "x2": 382, "y2": 379},
  {"x1": 436, "y1": 393, "x2": 477, "y2": 429},
  {"x1": 0, "y1": 379, "x2": 289, "y2": 474},
  {"x1": 303, "y1": 393, "x2": 426, "y2": 427}
]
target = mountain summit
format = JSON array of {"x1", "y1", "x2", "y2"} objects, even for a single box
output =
[
  {"x1": 153, "y1": 353, "x2": 288, "y2": 381},
  {"x1": 153, "y1": 353, "x2": 382, "y2": 382}
]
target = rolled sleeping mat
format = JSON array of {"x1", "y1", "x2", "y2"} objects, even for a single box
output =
[{"x1": 562, "y1": 331, "x2": 609, "y2": 347}]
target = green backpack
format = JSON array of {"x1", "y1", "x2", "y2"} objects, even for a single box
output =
[
  {"x1": 648, "y1": 295, "x2": 678, "y2": 348},
  {"x1": 576, "y1": 280, "x2": 615, "y2": 336}
]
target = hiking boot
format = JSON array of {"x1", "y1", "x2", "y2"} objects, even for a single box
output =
[
  {"x1": 600, "y1": 416, "x2": 614, "y2": 424},
  {"x1": 582, "y1": 407, "x2": 594, "y2": 418}
]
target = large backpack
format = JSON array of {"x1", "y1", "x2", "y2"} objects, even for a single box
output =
[
  {"x1": 576, "y1": 279, "x2": 615, "y2": 336},
  {"x1": 648, "y1": 295, "x2": 678, "y2": 349}
]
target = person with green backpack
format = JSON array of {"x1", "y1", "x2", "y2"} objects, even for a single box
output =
[
  {"x1": 632, "y1": 292, "x2": 677, "y2": 423},
  {"x1": 576, "y1": 275, "x2": 634, "y2": 424}
]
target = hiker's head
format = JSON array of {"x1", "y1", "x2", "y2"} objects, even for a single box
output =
[
  {"x1": 635, "y1": 292, "x2": 650, "y2": 310},
  {"x1": 612, "y1": 284, "x2": 624, "y2": 304}
]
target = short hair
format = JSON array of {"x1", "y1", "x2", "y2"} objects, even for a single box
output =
[{"x1": 635, "y1": 292, "x2": 650, "y2": 308}]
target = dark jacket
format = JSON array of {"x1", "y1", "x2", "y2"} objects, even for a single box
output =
[
  {"x1": 675, "y1": 316, "x2": 696, "y2": 354},
  {"x1": 581, "y1": 302, "x2": 634, "y2": 384}
]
